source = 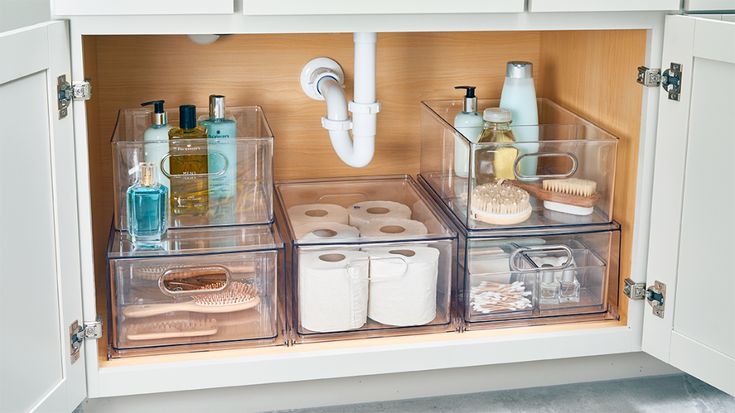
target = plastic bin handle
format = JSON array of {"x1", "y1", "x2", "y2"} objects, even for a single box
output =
[
  {"x1": 159, "y1": 151, "x2": 228, "y2": 179},
  {"x1": 158, "y1": 265, "x2": 232, "y2": 296},
  {"x1": 509, "y1": 245, "x2": 574, "y2": 272},
  {"x1": 513, "y1": 152, "x2": 578, "y2": 180},
  {"x1": 346, "y1": 255, "x2": 410, "y2": 282}
]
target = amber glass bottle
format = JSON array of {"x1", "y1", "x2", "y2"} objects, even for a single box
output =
[{"x1": 473, "y1": 108, "x2": 518, "y2": 185}]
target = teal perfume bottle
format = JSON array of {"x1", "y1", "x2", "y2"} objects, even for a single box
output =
[
  {"x1": 127, "y1": 162, "x2": 168, "y2": 248},
  {"x1": 199, "y1": 95, "x2": 237, "y2": 223}
]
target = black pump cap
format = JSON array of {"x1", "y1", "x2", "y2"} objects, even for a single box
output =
[
  {"x1": 454, "y1": 86, "x2": 476, "y2": 98},
  {"x1": 179, "y1": 105, "x2": 197, "y2": 129},
  {"x1": 141, "y1": 100, "x2": 165, "y2": 113}
]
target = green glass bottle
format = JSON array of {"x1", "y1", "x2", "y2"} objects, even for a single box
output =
[{"x1": 169, "y1": 104, "x2": 209, "y2": 216}]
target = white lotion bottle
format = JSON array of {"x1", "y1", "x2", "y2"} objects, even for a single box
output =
[
  {"x1": 141, "y1": 100, "x2": 173, "y2": 189},
  {"x1": 453, "y1": 86, "x2": 484, "y2": 178},
  {"x1": 499, "y1": 62, "x2": 539, "y2": 181}
]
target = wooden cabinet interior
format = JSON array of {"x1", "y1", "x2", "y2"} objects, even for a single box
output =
[{"x1": 82, "y1": 30, "x2": 644, "y2": 362}]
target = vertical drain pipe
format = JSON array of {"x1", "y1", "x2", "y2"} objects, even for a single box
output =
[{"x1": 301, "y1": 32, "x2": 380, "y2": 168}]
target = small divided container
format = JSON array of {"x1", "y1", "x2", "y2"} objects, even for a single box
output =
[
  {"x1": 420, "y1": 98, "x2": 617, "y2": 231},
  {"x1": 106, "y1": 225, "x2": 285, "y2": 357},
  {"x1": 112, "y1": 106, "x2": 274, "y2": 230},
  {"x1": 275, "y1": 176, "x2": 457, "y2": 343}
]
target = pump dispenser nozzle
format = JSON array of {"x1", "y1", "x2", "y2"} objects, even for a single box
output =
[
  {"x1": 141, "y1": 100, "x2": 167, "y2": 126},
  {"x1": 454, "y1": 86, "x2": 478, "y2": 113}
]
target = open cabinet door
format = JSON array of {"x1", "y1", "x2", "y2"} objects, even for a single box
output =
[
  {"x1": 0, "y1": 21, "x2": 87, "y2": 412},
  {"x1": 645, "y1": 15, "x2": 735, "y2": 396}
]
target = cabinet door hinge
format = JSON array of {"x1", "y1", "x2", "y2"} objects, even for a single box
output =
[
  {"x1": 637, "y1": 66, "x2": 661, "y2": 87},
  {"x1": 69, "y1": 316, "x2": 102, "y2": 364},
  {"x1": 623, "y1": 278, "x2": 666, "y2": 318},
  {"x1": 57, "y1": 75, "x2": 92, "y2": 119},
  {"x1": 636, "y1": 63, "x2": 681, "y2": 101}
]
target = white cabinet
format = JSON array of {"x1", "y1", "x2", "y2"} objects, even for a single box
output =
[
  {"x1": 241, "y1": 0, "x2": 524, "y2": 15},
  {"x1": 0, "y1": 21, "x2": 86, "y2": 412},
  {"x1": 53, "y1": 0, "x2": 233, "y2": 16},
  {"x1": 684, "y1": 0, "x2": 735, "y2": 10},
  {"x1": 528, "y1": 0, "x2": 679, "y2": 12},
  {"x1": 644, "y1": 15, "x2": 735, "y2": 396},
  {"x1": 3, "y1": 11, "x2": 734, "y2": 412}
]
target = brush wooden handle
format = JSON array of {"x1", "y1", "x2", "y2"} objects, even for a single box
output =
[
  {"x1": 509, "y1": 180, "x2": 599, "y2": 208},
  {"x1": 123, "y1": 296, "x2": 261, "y2": 318},
  {"x1": 127, "y1": 327, "x2": 219, "y2": 341}
]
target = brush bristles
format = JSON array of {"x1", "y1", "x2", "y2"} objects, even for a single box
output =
[
  {"x1": 127, "y1": 316, "x2": 215, "y2": 334},
  {"x1": 192, "y1": 281, "x2": 257, "y2": 306},
  {"x1": 542, "y1": 178, "x2": 597, "y2": 197},
  {"x1": 471, "y1": 182, "x2": 531, "y2": 215}
]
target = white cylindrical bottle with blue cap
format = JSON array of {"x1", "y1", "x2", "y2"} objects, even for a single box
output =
[{"x1": 500, "y1": 62, "x2": 539, "y2": 181}]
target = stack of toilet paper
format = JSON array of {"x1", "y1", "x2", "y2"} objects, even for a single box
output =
[{"x1": 290, "y1": 200, "x2": 441, "y2": 333}]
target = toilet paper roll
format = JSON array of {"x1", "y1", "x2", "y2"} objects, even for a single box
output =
[
  {"x1": 298, "y1": 250, "x2": 369, "y2": 333},
  {"x1": 293, "y1": 222, "x2": 360, "y2": 243},
  {"x1": 288, "y1": 203, "x2": 349, "y2": 226},
  {"x1": 349, "y1": 200, "x2": 412, "y2": 227},
  {"x1": 365, "y1": 246, "x2": 440, "y2": 326},
  {"x1": 358, "y1": 218, "x2": 428, "y2": 240}
]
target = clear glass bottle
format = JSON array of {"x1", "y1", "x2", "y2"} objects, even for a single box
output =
[
  {"x1": 538, "y1": 265, "x2": 560, "y2": 306},
  {"x1": 199, "y1": 95, "x2": 237, "y2": 222},
  {"x1": 126, "y1": 162, "x2": 168, "y2": 248},
  {"x1": 559, "y1": 268, "x2": 581, "y2": 303},
  {"x1": 169, "y1": 104, "x2": 209, "y2": 216},
  {"x1": 473, "y1": 108, "x2": 519, "y2": 185}
]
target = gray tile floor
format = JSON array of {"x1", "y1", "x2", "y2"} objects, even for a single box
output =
[{"x1": 280, "y1": 375, "x2": 735, "y2": 413}]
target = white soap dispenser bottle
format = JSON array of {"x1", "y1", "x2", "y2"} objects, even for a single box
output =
[
  {"x1": 141, "y1": 100, "x2": 173, "y2": 189},
  {"x1": 499, "y1": 62, "x2": 539, "y2": 181},
  {"x1": 453, "y1": 86, "x2": 484, "y2": 178}
]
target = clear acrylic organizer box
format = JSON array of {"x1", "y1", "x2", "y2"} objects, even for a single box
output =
[
  {"x1": 274, "y1": 175, "x2": 458, "y2": 344},
  {"x1": 418, "y1": 175, "x2": 620, "y2": 330},
  {"x1": 419, "y1": 98, "x2": 618, "y2": 232},
  {"x1": 112, "y1": 106, "x2": 274, "y2": 230},
  {"x1": 106, "y1": 224, "x2": 287, "y2": 358}
]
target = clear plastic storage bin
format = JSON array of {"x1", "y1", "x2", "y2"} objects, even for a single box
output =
[
  {"x1": 458, "y1": 223, "x2": 620, "y2": 328},
  {"x1": 112, "y1": 106, "x2": 274, "y2": 230},
  {"x1": 275, "y1": 176, "x2": 457, "y2": 343},
  {"x1": 106, "y1": 225, "x2": 285, "y2": 357},
  {"x1": 420, "y1": 98, "x2": 617, "y2": 231}
]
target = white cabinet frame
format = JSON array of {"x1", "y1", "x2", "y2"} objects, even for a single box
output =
[
  {"x1": 66, "y1": 11, "x2": 669, "y2": 398},
  {"x1": 53, "y1": 0, "x2": 233, "y2": 17},
  {"x1": 528, "y1": 0, "x2": 680, "y2": 12}
]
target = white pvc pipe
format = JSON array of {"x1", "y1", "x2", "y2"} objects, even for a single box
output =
[{"x1": 318, "y1": 32, "x2": 378, "y2": 168}]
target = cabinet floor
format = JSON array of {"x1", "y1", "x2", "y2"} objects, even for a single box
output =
[{"x1": 279, "y1": 375, "x2": 734, "y2": 413}]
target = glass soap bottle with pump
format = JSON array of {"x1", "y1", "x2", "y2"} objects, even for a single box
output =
[
  {"x1": 199, "y1": 95, "x2": 237, "y2": 214},
  {"x1": 126, "y1": 162, "x2": 168, "y2": 248},
  {"x1": 473, "y1": 108, "x2": 518, "y2": 185},
  {"x1": 141, "y1": 100, "x2": 173, "y2": 189},
  {"x1": 169, "y1": 104, "x2": 209, "y2": 217},
  {"x1": 453, "y1": 86, "x2": 484, "y2": 178}
]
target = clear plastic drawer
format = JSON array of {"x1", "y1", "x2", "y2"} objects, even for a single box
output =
[
  {"x1": 459, "y1": 224, "x2": 620, "y2": 328},
  {"x1": 106, "y1": 225, "x2": 285, "y2": 357}
]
